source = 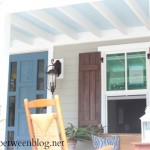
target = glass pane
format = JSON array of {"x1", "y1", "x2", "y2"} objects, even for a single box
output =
[
  {"x1": 127, "y1": 52, "x2": 146, "y2": 90},
  {"x1": 107, "y1": 53, "x2": 125, "y2": 91},
  {"x1": 37, "y1": 94, "x2": 44, "y2": 99},
  {"x1": 37, "y1": 59, "x2": 44, "y2": 90},
  {"x1": 8, "y1": 131, "x2": 14, "y2": 150},
  {"x1": 36, "y1": 94, "x2": 46, "y2": 114},
  {"x1": 8, "y1": 96, "x2": 16, "y2": 127},
  {"x1": 10, "y1": 62, "x2": 17, "y2": 92},
  {"x1": 108, "y1": 98, "x2": 146, "y2": 133}
]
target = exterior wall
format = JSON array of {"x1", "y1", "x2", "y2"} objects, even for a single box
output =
[
  {"x1": 54, "y1": 44, "x2": 98, "y2": 126},
  {"x1": 54, "y1": 43, "x2": 100, "y2": 150},
  {"x1": 53, "y1": 41, "x2": 150, "y2": 150}
]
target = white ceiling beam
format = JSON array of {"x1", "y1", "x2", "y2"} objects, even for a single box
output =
[
  {"x1": 11, "y1": 28, "x2": 33, "y2": 44},
  {"x1": 124, "y1": 0, "x2": 150, "y2": 30},
  {"x1": 3, "y1": 0, "x2": 104, "y2": 13},
  {"x1": 11, "y1": 14, "x2": 54, "y2": 42},
  {"x1": 90, "y1": 2, "x2": 127, "y2": 35},
  {"x1": 27, "y1": 11, "x2": 79, "y2": 40},
  {"x1": 58, "y1": 6, "x2": 102, "y2": 37},
  {"x1": 50, "y1": 27, "x2": 150, "y2": 46}
]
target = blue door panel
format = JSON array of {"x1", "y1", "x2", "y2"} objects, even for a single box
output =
[
  {"x1": 16, "y1": 112, "x2": 29, "y2": 138},
  {"x1": 19, "y1": 86, "x2": 34, "y2": 108},
  {"x1": 20, "y1": 60, "x2": 35, "y2": 83}
]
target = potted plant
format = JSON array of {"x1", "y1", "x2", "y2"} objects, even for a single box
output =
[{"x1": 65, "y1": 123, "x2": 102, "y2": 150}]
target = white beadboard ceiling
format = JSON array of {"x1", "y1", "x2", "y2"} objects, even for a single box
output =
[{"x1": 9, "y1": 0, "x2": 150, "y2": 47}]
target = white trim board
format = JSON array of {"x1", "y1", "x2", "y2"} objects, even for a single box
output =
[{"x1": 98, "y1": 42, "x2": 150, "y2": 52}]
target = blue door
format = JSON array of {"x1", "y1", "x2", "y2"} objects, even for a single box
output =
[{"x1": 6, "y1": 52, "x2": 48, "y2": 150}]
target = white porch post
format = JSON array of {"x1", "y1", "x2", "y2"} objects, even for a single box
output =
[
  {"x1": 0, "y1": 7, "x2": 11, "y2": 141},
  {"x1": 47, "y1": 46, "x2": 54, "y2": 113}
]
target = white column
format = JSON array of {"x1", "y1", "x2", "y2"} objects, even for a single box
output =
[
  {"x1": 0, "y1": 7, "x2": 11, "y2": 142},
  {"x1": 47, "y1": 46, "x2": 54, "y2": 113}
]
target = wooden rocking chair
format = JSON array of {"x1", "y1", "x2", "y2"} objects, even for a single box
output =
[{"x1": 24, "y1": 95, "x2": 68, "y2": 150}]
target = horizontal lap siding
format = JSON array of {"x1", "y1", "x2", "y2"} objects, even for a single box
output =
[{"x1": 54, "y1": 47, "x2": 97, "y2": 127}]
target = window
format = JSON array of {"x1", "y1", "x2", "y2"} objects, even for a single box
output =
[
  {"x1": 106, "y1": 51, "x2": 147, "y2": 133},
  {"x1": 106, "y1": 51, "x2": 146, "y2": 91},
  {"x1": 108, "y1": 97, "x2": 146, "y2": 133}
]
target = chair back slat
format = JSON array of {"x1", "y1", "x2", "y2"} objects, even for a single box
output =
[{"x1": 26, "y1": 99, "x2": 56, "y2": 108}]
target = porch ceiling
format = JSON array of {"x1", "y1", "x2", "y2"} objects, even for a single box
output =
[{"x1": 9, "y1": 0, "x2": 150, "y2": 47}]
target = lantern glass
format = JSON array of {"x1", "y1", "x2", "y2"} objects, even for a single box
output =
[
  {"x1": 47, "y1": 72, "x2": 56, "y2": 94},
  {"x1": 140, "y1": 106, "x2": 150, "y2": 143},
  {"x1": 45, "y1": 59, "x2": 61, "y2": 95},
  {"x1": 142, "y1": 121, "x2": 150, "y2": 142}
]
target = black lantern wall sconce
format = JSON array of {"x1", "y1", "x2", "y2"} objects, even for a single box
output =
[{"x1": 45, "y1": 59, "x2": 61, "y2": 95}]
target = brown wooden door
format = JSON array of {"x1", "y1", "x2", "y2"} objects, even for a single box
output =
[{"x1": 79, "y1": 52, "x2": 101, "y2": 127}]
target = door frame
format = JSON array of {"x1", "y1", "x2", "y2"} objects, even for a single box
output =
[{"x1": 98, "y1": 42, "x2": 150, "y2": 132}]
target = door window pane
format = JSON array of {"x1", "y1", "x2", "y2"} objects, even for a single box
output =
[
  {"x1": 127, "y1": 52, "x2": 146, "y2": 90},
  {"x1": 8, "y1": 96, "x2": 16, "y2": 127},
  {"x1": 107, "y1": 53, "x2": 125, "y2": 91},
  {"x1": 37, "y1": 59, "x2": 44, "y2": 90},
  {"x1": 10, "y1": 62, "x2": 17, "y2": 92},
  {"x1": 8, "y1": 131, "x2": 14, "y2": 150},
  {"x1": 36, "y1": 94, "x2": 46, "y2": 114}
]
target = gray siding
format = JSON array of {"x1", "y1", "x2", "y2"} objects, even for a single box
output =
[
  {"x1": 54, "y1": 45, "x2": 97, "y2": 126},
  {"x1": 54, "y1": 44, "x2": 98, "y2": 150}
]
